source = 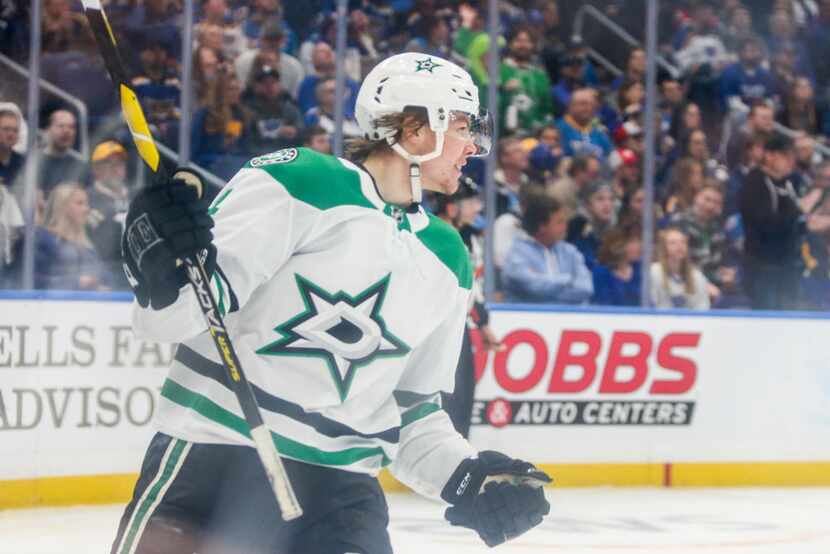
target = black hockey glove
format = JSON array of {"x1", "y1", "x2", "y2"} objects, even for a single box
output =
[
  {"x1": 441, "y1": 451, "x2": 551, "y2": 547},
  {"x1": 122, "y1": 169, "x2": 216, "y2": 310}
]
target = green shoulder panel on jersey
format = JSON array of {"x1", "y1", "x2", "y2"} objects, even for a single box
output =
[
  {"x1": 416, "y1": 214, "x2": 473, "y2": 290},
  {"x1": 244, "y1": 147, "x2": 376, "y2": 211}
]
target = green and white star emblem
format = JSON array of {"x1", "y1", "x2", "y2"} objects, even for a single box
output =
[
  {"x1": 415, "y1": 57, "x2": 442, "y2": 73},
  {"x1": 257, "y1": 274, "x2": 410, "y2": 401}
]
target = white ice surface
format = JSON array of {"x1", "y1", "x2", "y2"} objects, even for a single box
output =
[{"x1": 2, "y1": 488, "x2": 830, "y2": 553}]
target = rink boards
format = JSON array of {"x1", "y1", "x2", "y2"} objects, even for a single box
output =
[{"x1": 1, "y1": 294, "x2": 829, "y2": 508}]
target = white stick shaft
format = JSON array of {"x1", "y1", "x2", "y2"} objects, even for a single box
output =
[{"x1": 250, "y1": 425, "x2": 303, "y2": 520}]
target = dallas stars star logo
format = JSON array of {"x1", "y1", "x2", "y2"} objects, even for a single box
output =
[
  {"x1": 415, "y1": 57, "x2": 441, "y2": 73},
  {"x1": 257, "y1": 274, "x2": 410, "y2": 401}
]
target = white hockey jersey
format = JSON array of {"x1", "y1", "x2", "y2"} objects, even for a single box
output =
[{"x1": 132, "y1": 147, "x2": 477, "y2": 498}]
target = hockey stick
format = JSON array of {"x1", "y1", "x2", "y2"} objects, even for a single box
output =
[{"x1": 79, "y1": 0, "x2": 302, "y2": 521}]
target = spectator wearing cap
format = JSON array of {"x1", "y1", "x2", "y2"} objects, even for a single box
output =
[
  {"x1": 0, "y1": 108, "x2": 24, "y2": 191},
  {"x1": 38, "y1": 109, "x2": 91, "y2": 201},
  {"x1": 499, "y1": 25, "x2": 555, "y2": 135},
  {"x1": 241, "y1": 61, "x2": 303, "y2": 156},
  {"x1": 719, "y1": 36, "x2": 776, "y2": 114},
  {"x1": 297, "y1": 42, "x2": 360, "y2": 116},
  {"x1": 502, "y1": 193, "x2": 593, "y2": 304},
  {"x1": 303, "y1": 77, "x2": 362, "y2": 138},
  {"x1": 557, "y1": 88, "x2": 613, "y2": 160},
  {"x1": 551, "y1": 51, "x2": 586, "y2": 117},
  {"x1": 131, "y1": 35, "x2": 182, "y2": 147},
  {"x1": 87, "y1": 141, "x2": 131, "y2": 290},
  {"x1": 740, "y1": 134, "x2": 805, "y2": 310},
  {"x1": 592, "y1": 220, "x2": 642, "y2": 306},
  {"x1": 609, "y1": 148, "x2": 641, "y2": 199},
  {"x1": 613, "y1": 120, "x2": 644, "y2": 159},
  {"x1": 566, "y1": 181, "x2": 616, "y2": 270},
  {"x1": 549, "y1": 154, "x2": 601, "y2": 215},
  {"x1": 236, "y1": 19, "x2": 304, "y2": 100}
]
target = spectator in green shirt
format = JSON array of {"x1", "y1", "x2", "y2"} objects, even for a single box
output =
[{"x1": 499, "y1": 25, "x2": 555, "y2": 135}]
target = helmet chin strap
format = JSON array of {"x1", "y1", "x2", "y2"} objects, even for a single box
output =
[{"x1": 389, "y1": 131, "x2": 445, "y2": 206}]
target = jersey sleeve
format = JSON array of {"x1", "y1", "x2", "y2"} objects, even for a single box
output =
[
  {"x1": 389, "y1": 284, "x2": 477, "y2": 499},
  {"x1": 132, "y1": 166, "x2": 320, "y2": 343}
]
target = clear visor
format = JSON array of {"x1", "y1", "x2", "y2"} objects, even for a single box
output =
[{"x1": 446, "y1": 108, "x2": 493, "y2": 157}]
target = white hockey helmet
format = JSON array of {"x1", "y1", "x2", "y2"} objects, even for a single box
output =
[{"x1": 355, "y1": 53, "x2": 492, "y2": 202}]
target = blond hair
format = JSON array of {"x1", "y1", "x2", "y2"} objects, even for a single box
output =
[
  {"x1": 344, "y1": 108, "x2": 429, "y2": 162},
  {"x1": 44, "y1": 182, "x2": 92, "y2": 249}
]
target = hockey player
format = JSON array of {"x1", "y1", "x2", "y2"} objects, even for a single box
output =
[{"x1": 113, "y1": 53, "x2": 551, "y2": 554}]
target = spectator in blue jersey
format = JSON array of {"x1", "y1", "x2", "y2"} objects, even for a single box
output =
[
  {"x1": 502, "y1": 193, "x2": 593, "y2": 304},
  {"x1": 719, "y1": 36, "x2": 776, "y2": 113},
  {"x1": 296, "y1": 42, "x2": 359, "y2": 116},
  {"x1": 566, "y1": 181, "x2": 616, "y2": 270},
  {"x1": 592, "y1": 220, "x2": 642, "y2": 306},
  {"x1": 557, "y1": 88, "x2": 612, "y2": 160},
  {"x1": 303, "y1": 77, "x2": 362, "y2": 138},
  {"x1": 191, "y1": 69, "x2": 252, "y2": 180},
  {"x1": 527, "y1": 125, "x2": 564, "y2": 184},
  {"x1": 34, "y1": 182, "x2": 111, "y2": 291}
]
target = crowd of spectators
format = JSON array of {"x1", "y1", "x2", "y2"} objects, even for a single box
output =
[{"x1": 2, "y1": 0, "x2": 830, "y2": 311}]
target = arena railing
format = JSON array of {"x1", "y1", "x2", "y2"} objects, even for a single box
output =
[
  {"x1": 571, "y1": 3, "x2": 830, "y2": 159},
  {"x1": 0, "y1": 52, "x2": 90, "y2": 160}
]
